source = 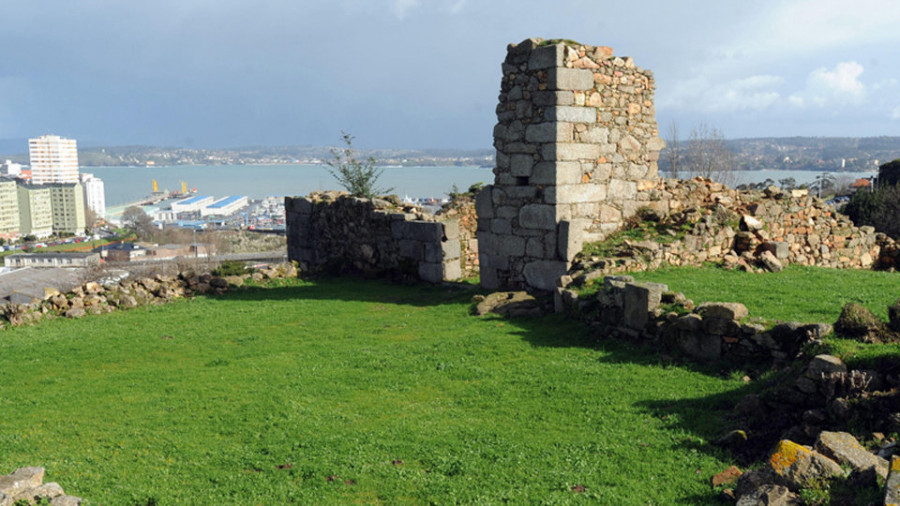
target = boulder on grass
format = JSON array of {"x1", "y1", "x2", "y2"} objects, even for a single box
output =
[
  {"x1": 815, "y1": 431, "x2": 888, "y2": 479},
  {"x1": 834, "y1": 303, "x2": 884, "y2": 343},
  {"x1": 768, "y1": 440, "x2": 842, "y2": 490}
]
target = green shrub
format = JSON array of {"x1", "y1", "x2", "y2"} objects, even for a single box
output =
[
  {"x1": 212, "y1": 260, "x2": 249, "y2": 277},
  {"x1": 326, "y1": 132, "x2": 392, "y2": 198},
  {"x1": 843, "y1": 184, "x2": 900, "y2": 239}
]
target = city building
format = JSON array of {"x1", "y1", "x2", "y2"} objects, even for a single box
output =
[
  {"x1": 16, "y1": 183, "x2": 53, "y2": 238},
  {"x1": 0, "y1": 160, "x2": 22, "y2": 177},
  {"x1": 171, "y1": 195, "x2": 214, "y2": 213},
  {"x1": 80, "y1": 172, "x2": 106, "y2": 219},
  {"x1": 29, "y1": 135, "x2": 79, "y2": 184},
  {"x1": 48, "y1": 183, "x2": 86, "y2": 235},
  {"x1": 200, "y1": 195, "x2": 248, "y2": 217},
  {"x1": 0, "y1": 177, "x2": 19, "y2": 240},
  {"x1": 4, "y1": 252, "x2": 100, "y2": 268}
]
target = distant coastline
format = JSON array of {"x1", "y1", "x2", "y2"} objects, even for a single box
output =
[{"x1": 2, "y1": 136, "x2": 897, "y2": 172}]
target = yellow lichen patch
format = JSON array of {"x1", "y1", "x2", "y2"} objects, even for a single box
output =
[
  {"x1": 892, "y1": 456, "x2": 900, "y2": 473},
  {"x1": 769, "y1": 440, "x2": 809, "y2": 476}
]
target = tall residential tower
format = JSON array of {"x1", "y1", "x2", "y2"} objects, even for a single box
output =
[{"x1": 29, "y1": 135, "x2": 79, "y2": 184}]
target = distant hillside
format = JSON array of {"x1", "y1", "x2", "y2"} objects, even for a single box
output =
[
  {"x1": 0, "y1": 145, "x2": 495, "y2": 167},
  {"x1": 659, "y1": 136, "x2": 900, "y2": 173},
  {"x1": 2, "y1": 137, "x2": 898, "y2": 171}
]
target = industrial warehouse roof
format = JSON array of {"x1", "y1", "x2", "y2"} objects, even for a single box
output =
[
  {"x1": 208, "y1": 195, "x2": 246, "y2": 208},
  {"x1": 176, "y1": 195, "x2": 212, "y2": 205}
]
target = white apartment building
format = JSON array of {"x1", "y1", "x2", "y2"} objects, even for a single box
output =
[
  {"x1": 80, "y1": 172, "x2": 106, "y2": 219},
  {"x1": 29, "y1": 135, "x2": 79, "y2": 184}
]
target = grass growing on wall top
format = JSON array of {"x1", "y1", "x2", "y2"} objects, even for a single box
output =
[
  {"x1": 0, "y1": 277, "x2": 744, "y2": 504},
  {"x1": 631, "y1": 265, "x2": 899, "y2": 323},
  {"x1": 631, "y1": 265, "x2": 900, "y2": 368}
]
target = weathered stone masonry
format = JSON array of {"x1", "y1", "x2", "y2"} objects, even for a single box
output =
[
  {"x1": 478, "y1": 38, "x2": 665, "y2": 291},
  {"x1": 285, "y1": 192, "x2": 464, "y2": 282}
]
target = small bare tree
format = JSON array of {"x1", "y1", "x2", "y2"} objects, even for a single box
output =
[
  {"x1": 664, "y1": 121, "x2": 682, "y2": 179},
  {"x1": 686, "y1": 123, "x2": 736, "y2": 187}
]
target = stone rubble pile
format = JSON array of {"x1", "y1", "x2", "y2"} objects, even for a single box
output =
[
  {"x1": 0, "y1": 262, "x2": 299, "y2": 329},
  {"x1": 0, "y1": 466, "x2": 81, "y2": 506},
  {"x1": 729, "y1": 354, "x2": 900, "y2": 459},
  {"x1": 571, "y1": 178, "x2": 890, "y2": 279},
  {"x1": 286, "y1": 191, "x2": 465, "y2": 283},
  {"x1": 723, "y1": 430, "x2": 900, "y2": 505}
]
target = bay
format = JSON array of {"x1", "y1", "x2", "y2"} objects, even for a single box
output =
[
  {"x1": 85, "y1": 164, "x2": 878, "y2": 209},
  {"x1": 85, "y1": 164, "x2": 494, "y2": 207}
]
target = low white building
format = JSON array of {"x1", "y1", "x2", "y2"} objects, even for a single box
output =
[
  {"x1": 200, "y1": 195, "x2": 248, "y2": 217},
  {"x1": 4, "y1": 252, "x2": 101, "y2": 268},
  {"x1": 171, "y1": 195, "x2": 214, "y2": 213}
]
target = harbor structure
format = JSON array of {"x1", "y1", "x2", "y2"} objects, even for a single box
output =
[
  {"x1": 171, "y1": 195, "x2": 214, "y2": 213},
  {"x1": 29, "y1": 135, "x2": 79, "y2": 184},
  {"x1": 200, "y1": 195, "x2": 248, "y2": 217}
]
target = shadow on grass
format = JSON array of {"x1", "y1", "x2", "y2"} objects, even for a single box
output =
[{"x1": 223, "y1": 275, "x2": 762, "y2": 485}]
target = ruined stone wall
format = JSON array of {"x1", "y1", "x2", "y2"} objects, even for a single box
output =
[
  {"x1": 478, "y1": 38, "x2": 664, "y2": 291},
  {"x1": 568, "y1": 179, "x2": 884, "y2": 281},
  {"x1": 556, "y1": 275, "x2": 831, "y2": 364},
  {"x1": 285, "y1": 192, "x2": 462, "y2": 283},
  {"x1": 435, "y1": 196, "x2": 479, "y2": 279}
]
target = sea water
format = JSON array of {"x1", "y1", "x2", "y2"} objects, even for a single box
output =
[
  {"x1": 85, "y1": 164, "x2": 877, "y2": 208},
  {"x1": 86, "y1": 165, "x2": 493, "y2": 207}
]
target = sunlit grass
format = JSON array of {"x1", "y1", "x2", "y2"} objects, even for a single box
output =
[{"x1": 0, "y1": 277, "x2": 743, "y2": 504}]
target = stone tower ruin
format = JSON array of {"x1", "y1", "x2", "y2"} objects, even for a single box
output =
[{"x1": 477, "y1": 38, "x2": 665, "y2": 290}]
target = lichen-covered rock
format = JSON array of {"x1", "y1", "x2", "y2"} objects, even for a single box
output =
[
  {"x1": 814, "y1": 431, "x2": 888, "y2": 479},
  {"x1": 768, "y1": 440, "x2": 842, "y2": 490},
  {"x1": 885, "y1": 456, "x2": 900, "y2": 506}
]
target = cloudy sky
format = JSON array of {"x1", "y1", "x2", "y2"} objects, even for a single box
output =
[{"x1": 2, "y1": 0, "x2": 899, "y2": 150}]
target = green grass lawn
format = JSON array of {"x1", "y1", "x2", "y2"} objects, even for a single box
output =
[
  {"x1": 0, "y1": 277, "x2": 744, "y2": 504},
  {"x1": 631, "y1": 265, "x2": 900, "y2": 322}
]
